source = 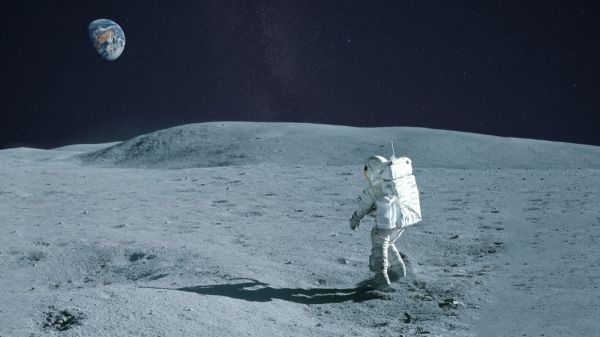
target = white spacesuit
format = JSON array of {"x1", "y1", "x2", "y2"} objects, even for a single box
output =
[{"x1": 349, "y1": 155, "x2": 421, "y2": 291}]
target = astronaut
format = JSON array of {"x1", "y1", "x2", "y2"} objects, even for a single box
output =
[{"x1": 349, "y1": 155, "x2": 410, "y2": 291}]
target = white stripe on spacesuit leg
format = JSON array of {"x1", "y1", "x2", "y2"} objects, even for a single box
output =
[{"x1": 390, "y1": 227, "x2": 404, "y2": 244}]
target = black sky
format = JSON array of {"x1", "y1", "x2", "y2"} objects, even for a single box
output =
[{"x1": 1, "y1": 0, "x2": 599, "y2": 149}]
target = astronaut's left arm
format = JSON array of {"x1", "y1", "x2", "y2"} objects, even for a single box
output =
[{"x1": 349, "y1": 188, "x2": 375, "y2": 230}]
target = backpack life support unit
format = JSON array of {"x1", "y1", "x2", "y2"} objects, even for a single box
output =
[{"x1": 375, "y1": 156, "x2": 422, "y2": 229}]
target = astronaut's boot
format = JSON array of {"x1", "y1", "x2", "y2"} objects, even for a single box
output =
[
  {"x1": 371, "y1": 270, "x2": 394, "y2": 292},
  {"x1": 387, "y1": 243, "x2": 406, "y2": 281}
]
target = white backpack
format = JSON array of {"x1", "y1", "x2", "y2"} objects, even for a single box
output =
[{"x1": 375, "y1": 156, "x2": 422, "y2": 228}]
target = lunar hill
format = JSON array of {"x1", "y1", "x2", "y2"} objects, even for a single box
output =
[{"x1": 76, "y1": 122, "x2": 600, "y2": 169}]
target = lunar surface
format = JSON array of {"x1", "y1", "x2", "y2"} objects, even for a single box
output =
[{"x1": 1, "y1": 122, "x2": 599, "y2": 336}]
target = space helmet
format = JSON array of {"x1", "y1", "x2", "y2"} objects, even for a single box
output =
[{"x1": 364, "y1": 155, "x2": 389, "y2": 184}]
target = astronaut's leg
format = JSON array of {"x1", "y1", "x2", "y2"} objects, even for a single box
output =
[
  {"x1": 387, "y1": 242, "x2": 406, "y2": 280},
  {"x1": 369, "y1": 227, "x2": 393, "y2": 290},
  {"x1": 387, "y1": 228, "x2": 406, "y2": 280},
  {"x1": 369, "y1": 226, "x2": 391, "y2": 271},
  {"x1": 369, "y1": 227, "x2": 377, "y2": 272}
]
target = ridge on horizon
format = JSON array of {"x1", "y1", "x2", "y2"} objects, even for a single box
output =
[{"x1": 70, "y1": 121, "x2": 600, "y2": 169}]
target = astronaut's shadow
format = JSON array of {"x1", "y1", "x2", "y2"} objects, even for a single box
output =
[{"x1": 142, "y1": 278, "x2": 385, "y2": 304}]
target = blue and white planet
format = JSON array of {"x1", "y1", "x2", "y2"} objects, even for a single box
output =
[{"x1": 88, "y1": 18, "x2": 125, "y2": 61}]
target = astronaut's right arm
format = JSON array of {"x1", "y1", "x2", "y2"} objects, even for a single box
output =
[
  {"x1": 354, "y1": 188, "x2": 376, "y2": 220},
  {"x1": 349, "y1": 188, "x2": 375, "y2": 231}
]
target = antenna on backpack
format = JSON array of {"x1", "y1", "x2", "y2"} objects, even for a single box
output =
[{"x1": 390, "y1": 141, "x2": 396, "y2": 160}]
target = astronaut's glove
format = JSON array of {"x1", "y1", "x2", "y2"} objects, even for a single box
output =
[{"x1": 349, "y1": 212, "x2": 361, "y2": 231}]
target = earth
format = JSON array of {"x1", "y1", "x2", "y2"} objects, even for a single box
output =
[{"x1": 88, "y1": 19, "x2": 125, "y2": 61}]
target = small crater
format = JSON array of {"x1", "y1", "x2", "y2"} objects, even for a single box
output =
[
  {"x1": 43, "y1": 307, "x2": 84, "y2": 331},
  {"x1": 438, "y1": 298, "x2": 463, "y2": 310},
  {"x1": 147, "y1": 273, "x2": 169, "y2": 281},
  {"x1": 372, "y1": 321, "x2": 389, "y2": 327},
  {"x1": 129, "y1": 252, "x2": 146, "y2": 262},
  {"x1": 127, "y1": 271, "x2": 154, "y2": 281},
  {"x1": 26, "y1": 251, "x2": 47, "y2": 263},
  {"x1": 244, "y1": 210, "x2": 264, "y2": 217},
  {"x1": 416, "y1": 326, "x2": 431, "y2": 334}
]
